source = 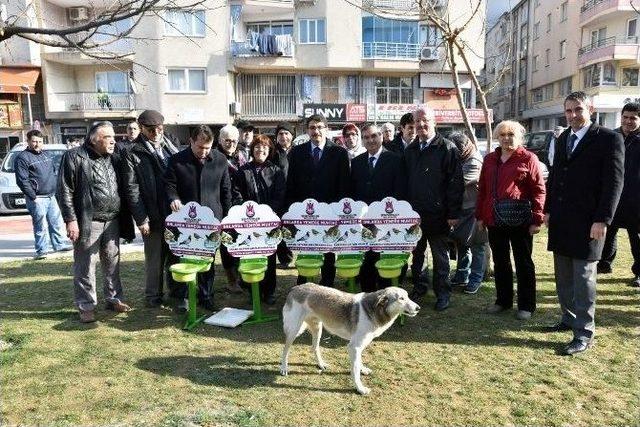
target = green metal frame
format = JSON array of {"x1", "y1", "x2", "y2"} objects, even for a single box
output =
[
  {"x1": 335, "y1": 253, "x2": 364, "y2": 293},
  {"x1": 169, "y1": 257, "x2": 213, "y2": 331},
  {"x1": 376, "y1": 253, "x2": 411, "y2": 326}
]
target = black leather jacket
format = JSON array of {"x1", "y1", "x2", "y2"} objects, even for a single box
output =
[{"x1": 56, "y1": 143, "x2": 135, "y2": 242}]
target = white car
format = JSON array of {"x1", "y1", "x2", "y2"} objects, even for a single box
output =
[{"x1": 0, "y1": 143, "x2": 68, "y2": 214}]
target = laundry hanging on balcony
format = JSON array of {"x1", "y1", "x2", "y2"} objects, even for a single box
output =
[{"x1": 245, "y1": 30, "x2": 293, "y2": 56}]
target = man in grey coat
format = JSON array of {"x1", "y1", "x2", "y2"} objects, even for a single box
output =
[{"x1": 544, "y1": 92, "x2": 624, "y2": 355}]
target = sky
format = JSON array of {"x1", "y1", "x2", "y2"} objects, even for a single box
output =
[{"x1": 486, "y1": 0, "x2": 513, "y2": 27}]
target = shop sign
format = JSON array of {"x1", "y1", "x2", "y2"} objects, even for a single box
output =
[
  {"x1": 303, "y1": 103, "x2": 346, "y2": 122},
  {"x1": 346, "y1": 103, "x2": 367, "y2": 122},
  {"x1": 366, "y1": 104, "x2": 492, "y2": 124}
]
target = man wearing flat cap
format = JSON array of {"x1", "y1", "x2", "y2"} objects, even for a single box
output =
[
  {"x1": 235, "y1": 120, "x2": 254, "y2": 161},
  {"x1": 122, "y1": 110, "x2": 180, "y2": 308}
]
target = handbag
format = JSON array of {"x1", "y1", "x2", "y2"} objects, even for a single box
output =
[{"x1": 492, "y1": 159, "x2": 532, "y2": 228}]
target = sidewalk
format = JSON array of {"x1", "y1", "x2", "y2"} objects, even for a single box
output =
[{"x1": 0, "y1": 214, "x2": 143, "y2": 263}]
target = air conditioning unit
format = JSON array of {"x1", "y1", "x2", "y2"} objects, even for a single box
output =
[
  {"x1": 420, "y1": 47, "x2": 439, "y2": 61},
  {"x1": 68, "y1": 7, "x2": 89, "y2": 22},
  {"x1": 230, "y1": 102, "x2": 241, "y2": 115}
]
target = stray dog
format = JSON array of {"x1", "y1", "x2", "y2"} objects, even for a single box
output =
[{"x1": 280, "y1": 283, "x2": 420, "y2": 395}]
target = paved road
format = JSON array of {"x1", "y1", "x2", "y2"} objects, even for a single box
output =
[{"x1": 0, "y1": 214, "x2": 143, "y2": 263}]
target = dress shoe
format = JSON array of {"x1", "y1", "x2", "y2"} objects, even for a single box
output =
[
  {"x1": 225, "y1": 282, "x2": 244, "y2": 294},
  {"x1": 174, "y1": 299, "x2": 188, "y2": 314},
  {"x1": 144, "y1": 298, "x2": 163, "y2": 308},
  {"x1": 106, "y1": 301, "x2": 132, "y2": 313},
  {"x1": 544, "y1": 321, "x2": 572, "y2": 332},
  {"x1": 562, "y1": 339, "x2": 592, "y2": 356},
  {"x1": 79, "y1": 309, "x2": 96, "y2": 323},
  {"x1": 515, "y1": 310, "x2": 532, "y2": 320},
  {"x1": 596, "y1": 263, "x2": 612, "y2": 274},
  {"x1": 629, "y1": 276, "x2": 640, "y2": 288},
  {"x1": 434, "y1": 296, "x2": 450, "y2": 311},
  {"x1": 487, "y1": 304, "x2": 509, "y2": 314}
]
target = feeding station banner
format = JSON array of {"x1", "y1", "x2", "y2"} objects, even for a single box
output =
[
  {"x1": 281, "y1": 199, "x2": 340, "y2": 253},
  {"x1": 164, "y1": 202, "x2": 221, "y2": 257},
  {"x1": 219, "y1": 201, "x2": 282, "y2": 258},
  {"x1": 362, "y1": 197, "x2": 422, "y2": 254},
  {"x1": 329, "y1": 198, "x2": 369, "y2": 254}
]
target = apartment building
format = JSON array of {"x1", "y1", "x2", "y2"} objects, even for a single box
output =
[
  {"x1": 485, "y1": 0, "x2": 639, "y2": 131},
  {"x1": 4, "y1": 0, "x2": 486, "y2": 144},
  {"x1": 231, "y1": 0, "x2": 487, "y2": 137}
]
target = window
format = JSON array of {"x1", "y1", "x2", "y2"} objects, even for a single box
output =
[
  {"x1": 533, "y1": 88, "x2": 543, "y2": 103},
  {"x1": 375, "y1": 76, "x2": 413, "y2": 104},
  {"x1": 95, "y1": 72, "x2": 128, "y2": 93},
  {"x1": 627, "y1": 18, "x2": 638, "y2": 42},
  {"x1": 622, "y1": 68, "x2": 639, "y2": 86},
  {"x1": 519, "y1": 61, "x2": 527, "y2": 82},
  {"x1": 602, "y1": 62, "x2": 616, "y2": 85},
  {"x1": 559, "y1": 40, "x2": 567, "y2": 59},
  {"x1": 420, "y1": 24, "x2": 441, "y2": 47},
  {"x1": 164, "y1": 10, "x2": 205, "y2": 37},
  {"x1": 533, "y1": 55, "x2": 539, "y2": 72},
  {"x1": 247, "y1": 21, "x2": 293, "y2": 36},
  {"x1": 583, "y1": 64, "x2": 601, "y2": 88},
  {"x1": 545, "y1": 49, "x2": 550, "y2": 66},
  {"x1": 167, "y1": 68, "x2": 206, "y2": 93},
  {"x1": 546, "y1": 14, "x2": 551, "y2": 32},
  {"x1": 518, "y1": 85, "x2": 527, "y2": 111},
  {"x1": 560, "y1": 2, "x2": 568, "y2": 22},
  {"x1": 519, "y1": 5, "x2": 527, "y2": 22},
  {"x1": 320, "y1": 76, "x2": 339, "y2": 103},
  {"x1": 543, "y1": 84, "x2": 554, "y2": 101},
  {"x1": 559, "y1": 77, "x2": 572, "y2": 95},
  {"x1": 591, "y1": 28, "x2": 607, "y2": 48},
  {"x1": 239, "y1": 74, "x2": 296, "y2": 115},
  {"x1": 520, "y1": 24, "x2": 527, "y2": 52},
  {"x1": 362, "y1": 16, "x2": 420, "y2": 58},
  {"x1": 299, "y1": 19, "x2": 326, "y2": 44},
  {"x1": 533, "y1": 22, "x2": 539, "y2": 39}
]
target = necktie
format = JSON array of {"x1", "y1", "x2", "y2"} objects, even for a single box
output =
[
  {"x1": 155, "y1": 146, "x2": 167, "y2": 167},
  {"x1": 420, "y1": 142, "x2": 427, "y2": 151},
  {"x1": 312, "y1": 146, "x2": 321, "y2": 166},
  {"x1": 368, "y1": 156, "x2": 376, "y2": 173},
  {"x1": 566, "y1": 134, "x2": 578, "y2": 158}
]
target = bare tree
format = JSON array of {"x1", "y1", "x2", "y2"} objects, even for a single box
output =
[{"x1": 0, "y1": 0, "x2": 216, "y2": 61}]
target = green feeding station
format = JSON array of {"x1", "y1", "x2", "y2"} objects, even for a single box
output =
[
  {"x1": 220, "y1": 201, "x2": 283, "y2": 325},
  {"x1": 164, "y1": 202, "x2": 220, "y2": 330},
  {"x1": 363, "y1": 197, "x2": 422, "y2": 325},
  {"x1": 331, "y1": 198, "x2": 370, "y2": 293},
  {"x1": 283, "y1": 198, "x2": 356, "y2": 289}
]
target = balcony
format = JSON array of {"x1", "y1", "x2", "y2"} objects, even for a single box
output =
[
  {"x1": 230, "y1": 36, "x2": 296, "y2": 70},
  {"x1": 580, "y1": 0, "x2": 636, "y2": 25},
  {"x1": 362, "y1": 42, "x2": 420, "y2": 60},
  {"x1": 578, "y1": 36, "x2": 640, "y2": 67},
  {"x1": 48, "y1": 92, "x2": 136, "y2": 118},
  {"x1": 43, "y1": 40, "x2": 134, "y2": 65}
]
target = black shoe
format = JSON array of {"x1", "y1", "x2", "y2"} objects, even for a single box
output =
[
  {"x1": 561, "y1": 339, "x2": 592, "y2": 356},
  {"x1": 434, "y1": 296, "x2": 450, "y2": 311},
  {"x1": 629, "y1": 276, "x2": 640, "y2": 288},
  {"x1": 544, "y1": 321, "x2": 572, "y2": 332},
  {"x1": 173, "y1": 299, "x2": 188, "y2": 314},
  {"x1": 596, "y1": 264, "x2": 612, "y2": 274},
  {"x1": 264, "y1": 294, "x2": 277, "y2": 305},
  {"x1": 145, "y1": 298, "x2": 163, "y2": 308},
  {"x1": 409, "y1": 288, "x2": 426, "y2": 304}
]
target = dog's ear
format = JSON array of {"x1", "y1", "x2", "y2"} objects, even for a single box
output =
[{"x1": 376, "y1": 294, "x2": 388, "y2": 308}]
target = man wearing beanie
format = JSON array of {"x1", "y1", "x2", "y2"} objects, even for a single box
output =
[{"x1": 273, "y1": 122, "x2": 295, "y2": 268}]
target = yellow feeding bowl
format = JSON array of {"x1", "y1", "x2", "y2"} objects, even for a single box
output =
[
  {"x1": 335, "y1": 258, "x2": 363, "y2": 279},
  {"x1": 295, "y1": 258, "x2": 323, "y2": 278},
  {"x1": 182, "y1": 258, "x2": 212, "y2": 272},
  {"x1": 375, "y1": 259, "x2": 405, "y2": 279},
  {"x1": 238, "y1": 262, "x2": 268, "y2": 283},
  {"x1": 169, "y1": 263, "x2": 202, "y2": 282}
]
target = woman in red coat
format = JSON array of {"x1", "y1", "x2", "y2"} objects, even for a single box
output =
[{"x1": 476, "y1": 120, "x2": 546, "y2": 320}]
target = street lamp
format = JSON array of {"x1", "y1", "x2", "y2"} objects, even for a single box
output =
[{"x1": 20, "y1": 84, "x2": 33, "y2": 127}]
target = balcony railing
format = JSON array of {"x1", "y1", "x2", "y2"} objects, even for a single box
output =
[
  {"x1": 49, "y1": 92, "x2": 135, "y2": 112},
  {"x1": 362, "y1": 42, "x2": 420, "y2": 60},
  {"x1": 231, "y1": 39, "x2": 294, "y2": 58},
  {"x1": 578, "y1": 35, "x2": 639, "y2": 55},
  {"x1": 581, "y1": 0, "x2": 634, "y2": 23}
]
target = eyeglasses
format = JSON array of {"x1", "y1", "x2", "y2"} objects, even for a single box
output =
[
  {"x1": 223, "y1": 139, "x2": 238, "y2": 144},
  {"x1": 308, "y1": 125, "x2": 326, "y2": 131}
]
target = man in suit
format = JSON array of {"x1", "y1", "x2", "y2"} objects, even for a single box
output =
[
  {"x1": 286, "y1": 114, "x2": 350, "y2": 286},
  {"x1": 597, "y1": 102, "x2": 640, "y2": 288},
  {"x1": 350, "y1": 123, "x2": 405, "y2": 291},
  {"x1": 122, "y1": 110, "x2": 180, "y2": 308},
  {"x1": 385, "y1": 112, "x2": 415, "y2": 153},
  {"x1": 544, "y1": 91, "x2": 625, "y2": 355},
  {"x1": 165, "y1": 125, "x2": 233, "y2": 311},
  {"x1": 405, "y1": 107, "x2": 464, "y2": 311}
]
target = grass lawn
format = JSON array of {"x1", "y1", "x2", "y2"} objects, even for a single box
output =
[{"x1": 1, "y1": 229, "x2": 638, "y2": 426}]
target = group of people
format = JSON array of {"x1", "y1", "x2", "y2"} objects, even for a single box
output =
[{"x1": 14, "y1": 90, "x2": 639, "y2": 355}]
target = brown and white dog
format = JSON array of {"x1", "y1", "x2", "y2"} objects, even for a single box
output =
[{"x1": 280, "y1": 283, "x2": 420, "y2": 395}]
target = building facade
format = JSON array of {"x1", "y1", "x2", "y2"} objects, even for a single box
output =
[{"x1": 484, "y1": 0, "x2": 640, "y2": 131}]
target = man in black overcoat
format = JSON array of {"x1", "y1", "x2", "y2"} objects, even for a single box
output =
[
  {"x1": 286, "y1": 114, "x2": 350, "y2": 286},
  {"x1": 350, "y1": 123, "x2": 405, "y2": 291},
  {"x1": 165, "y1": 125, "x2": 233, "y2": 311},
  {"x1": 544, "y1": 91, "x2": 625, "y2": 355}
]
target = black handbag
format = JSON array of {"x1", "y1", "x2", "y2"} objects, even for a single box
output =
[{"x1": 492, "y1": 159, "x2": 532, "y2": 228}]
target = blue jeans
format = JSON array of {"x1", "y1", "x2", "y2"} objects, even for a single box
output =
[
  {"x1": 25, "y1": 196, "x2": 70, "y2": 255},
  {"x1": 453, "y1": 242, "x2": 487, "y2": 285}
]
